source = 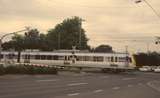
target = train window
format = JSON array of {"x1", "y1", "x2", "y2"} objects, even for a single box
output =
[
  {"x1": 0, "y1": 54, "x2": 3, "y2": 59},
  {"x1": 76, "y1": 56, "x2": 80, "y2": 61},
  {"x1": 77, "y1": 56, "x2": 83, "y2": 61},
  {"x1": 99, "y1": 57, "x2": 104, "y2": 62},
  {"x1": 0, "y1": 54, "x2": 4, "y2": 59},
  {"x1": 89, "y1": 56, "x2": 94, "y2": 61},
  {"x1": 84, "y1": 56, "x2": 90, "y2": 61},
  {"x1": 126, "y1": 56, "x2": 129, "y2": 62},
  {"x1": 21, "y1": 55, "x2": 24, "y2": 59},
  {"x1": 64, "y1": 56, "x2": 67, "y2": 60},
  {"x1": 46, "y1": 55, "x2": 52, "y2": 60},
  {"x1": 58, "y1": 56, "x2": 64, "y2": 60},
  {"x1": 35, "y1": 55, "x2": 40, "y2": 59},
  {"x1": 93, "y1": 57, "x2": 97, "y2": 61},
  {"x1": 30, "y1": 55, "x2": 35, "y2": 59},
  {"x1": 111, "y1": 56, "x2": 114, "y2": 62},
  {"x1": 105, "y1": 57, "x2": 111, "y2": 62},
  {"x1": 40, "y1": 55, "x2": 46, "y2": 60},
  {"x1": 8, "y1": 54, "x2": 15, "y2": 59},
  {"x1": 106, "y1": 57, "x2": 109, "y2": 62},
  {"x1": 14, "y1": 54, "x2": 18, "y2": 59},
  {"x1": 118, "y1": 57, "x2": 126, "y2": 62},
  {"x1": 23, "y1": 54, "x2": 31, "y2": 63},
  {"x1": 52, "y1": 55, "x2": 59, "y2": 60},
  {"x1": 115, "y1": 57, "x2": 118, "y2": 62},
  {"x1": 93, "y1": 56, "x2": 103, "y2": 62},
  {"x1": 24, "y1": 55, "x2": 30, "y2": 59}
]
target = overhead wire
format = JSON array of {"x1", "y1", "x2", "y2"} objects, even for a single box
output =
[
  {"x1": 143, "y1": 0, "x2": 160, "y2": 20},
  {"x1": 135, "y1": 0, "x2": 160, "y2": 43},
  {"x1": 46, "y1": 0, "x2": 158, "y2": 43},
  {"x1": 47, "y1": 0, "x2": 134, "y2": 9}
]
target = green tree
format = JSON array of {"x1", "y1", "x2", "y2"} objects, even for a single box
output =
[
  {"x1": 2, "y1": 16, "x2": 90, "y2": 51},
  {"x1": 2, "y1": 28, "x2": 48, "y2": 51},
  {"x1": 2, "y1": 34, "x2": 24, "y2": 51},
  {"x1": 2, "y1": 29, "x2": 50, "y2": 62},
  {"x1": 133, "y1": 52, "x2": 160, "y2": 67},
  {"x1": 23, "y1": 29, "x2": 41, "y2": 49},
  {"x1": 47, "y1": 16, "x2": 90, "y2": 50}
]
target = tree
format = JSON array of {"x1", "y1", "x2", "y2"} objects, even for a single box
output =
[
  {"x1": 2, "y1": 16, "x2": 90, "y2": 51},
  {"x1": 2, "y1": 34, "x2": 24, "y2": 51},
  {"x1": 23, "y1": 29, "x2": 41, "y2": 49},
  {"x1": 2, "y1": 29, "x2": 50, "y2": 62},
  {"x1": 38, "y1": 33, "x2": 52, "y2": 51},
  {"x1": 133, "y1": 52, "x2": 160, "y2": 67},
  {"x1": 46, "y1": 16, "x2": 90, "y2": 50},
  {"x1": 94, "y1": 45, "x2": 113, "y2": 53},
  {"x1": 2, "y1": 28, "x2": 49, "y2": 51},
  {"x1": 133, "y1": 53, "x2": 149, "y2": 67}
]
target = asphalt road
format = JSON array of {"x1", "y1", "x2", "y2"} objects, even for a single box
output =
[{"x1": 0, "y1": 71, "x2": 160, "y2": 98}]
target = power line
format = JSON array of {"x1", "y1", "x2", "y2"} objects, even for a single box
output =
[
  {"x1": 48, "y1": 0, "x2": 134, "y2": 9},
  {"x1": 144, "y1": 0, "x2": 160, "y2": 19},
  {"x1": 136, "y1": 0, "x2": 160, "y2": 19}
]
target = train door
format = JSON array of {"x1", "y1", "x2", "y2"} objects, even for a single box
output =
[
  {"x1": 24, "y1": 54, "x2": 30, "y2": 63},
  {"x1": 64, "y1": 55, "x2": 71, "y2": 65},
  {"x1": 70, "y1": 55, "x2": 76, "y2": 64},
  {"x1": 64, "y1": 55, "x2": 76, "y2": 65}
]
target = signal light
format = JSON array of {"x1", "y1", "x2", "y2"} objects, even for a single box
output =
[{"x1": 135, "y1": 0, "x2": 142, "y2": 3}]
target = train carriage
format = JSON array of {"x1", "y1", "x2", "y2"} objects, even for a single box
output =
[{"x1": 0, "y1": 51, "x2": 135, "y2": 72}]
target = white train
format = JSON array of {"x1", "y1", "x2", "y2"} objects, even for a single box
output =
[{"x1": 0, "y1": 50, "x2": 136, "y2": 72}]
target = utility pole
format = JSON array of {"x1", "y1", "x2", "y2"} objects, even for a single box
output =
[{"x1": 125, "y1": 45, "x2": 129, "y2": 67}]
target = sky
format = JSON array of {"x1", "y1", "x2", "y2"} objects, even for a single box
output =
[{"x1": 0, "y1": 0, "x2": 160, "y2": 52}]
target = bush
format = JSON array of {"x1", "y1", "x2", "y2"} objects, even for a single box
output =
[
  {"x1": 5, "y1": 66, "x2": 19, "y2": 74},
  {"x1": 0, "y1": 65, "x2": 5, "y2": 75},
  {"x1": 0, "y1": 65, "x2": 58, "y2": 75}
]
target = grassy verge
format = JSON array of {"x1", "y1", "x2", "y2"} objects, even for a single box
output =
[{"x1": 0, "y1": 65, "x2": 58, "y2": 75}]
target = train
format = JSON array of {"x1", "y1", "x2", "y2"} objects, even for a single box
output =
[{"x1": 0, "y1": 50, "x2": 136, "y2": 72}]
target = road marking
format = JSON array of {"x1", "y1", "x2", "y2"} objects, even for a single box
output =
[
  {"x1": 122, "y1": 78, "x2": 136, "y2": 81},
  {"x1": 147, "y1": 81, "x2": 160, "y2": 92},
  {"x1": 67, "y1": 83, "x2": 88, "y2": 86},
  {"x1": 94, "y1": 89, "x2": 103, "y2": 93},
  {"x1": 73, "y1": 72, "x2": 86, "y2": 76},
  {"x1": 36, "y1": 79, "x2": 59, "y2": 82},
  {"x1": 67, "y1": 93, "x2": 80, "y2": 96},
  {"x1": 112, "y1": 87, "x2": 120, "y2": 90},
  {"x1": 101, "y1": 76, "x2": 109, "y2": 78},
  {"x1": 127, "y1": 84, "x2": 133, "y2": 87}
]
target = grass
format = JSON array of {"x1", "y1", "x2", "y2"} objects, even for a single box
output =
[{"x1": 0, "y1": 64, "x2": 58, "y2": 75}]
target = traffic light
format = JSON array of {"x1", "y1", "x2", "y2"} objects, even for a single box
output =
[{"x1": 135, "y1": 0, "x2": 142, "y2": 3}]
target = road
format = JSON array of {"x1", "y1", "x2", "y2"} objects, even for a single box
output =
[{"x1": 0, "y1": 71, "x2": 160, "y2": 98}]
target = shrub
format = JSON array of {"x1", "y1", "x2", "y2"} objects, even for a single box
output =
[
  {"x1": 5, "y1": 65, "x2": 19, "y2": 74},
  {"x1": 0, "y1": 65, "x2": 5, "y2": 75},
  {"x1": 2, "y1": 65, "x2": 58, "y2": 75}
]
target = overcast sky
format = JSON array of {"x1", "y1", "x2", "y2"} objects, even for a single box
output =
[{"x1": 0, "y1": 0, "x2": 160, "y2": 52}]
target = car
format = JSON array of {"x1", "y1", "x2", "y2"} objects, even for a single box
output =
[
  {"x1": 150, "y1": 66, "x2": 158, "y2": 71},
  {"x1": 154, "y1": 66, "x2": 160, "y2": 72},
  {"x1": 139, "y1": 66, "x2": 152, "y2": 72}
]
